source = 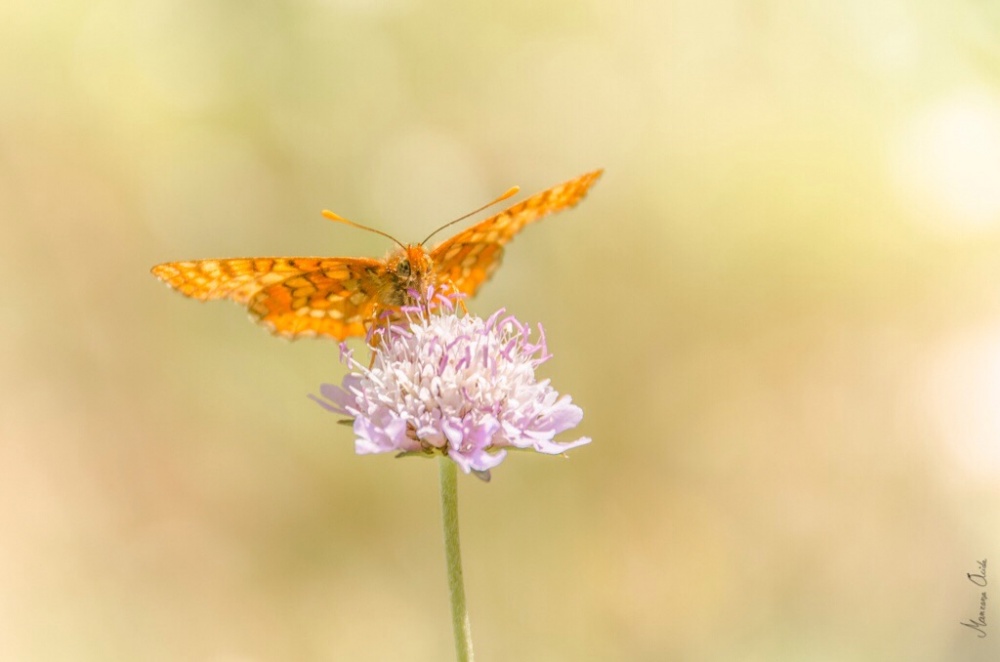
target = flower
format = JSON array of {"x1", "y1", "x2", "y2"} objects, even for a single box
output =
[{"x1": 311, "y1": 290, "x2": 590, "y2": 480}]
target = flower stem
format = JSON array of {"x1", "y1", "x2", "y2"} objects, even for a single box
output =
[{"x1": 438, "y1": 457, "x2": 474, "y2": 661}]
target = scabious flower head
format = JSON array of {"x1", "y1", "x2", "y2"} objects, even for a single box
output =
[{"x1": 311, "y1": 289, "x2": 590, "y2": 480}]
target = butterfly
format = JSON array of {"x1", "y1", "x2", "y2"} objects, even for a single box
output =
[{"x1": 150, "y1": 169, "x2": 603, "y2": 340}]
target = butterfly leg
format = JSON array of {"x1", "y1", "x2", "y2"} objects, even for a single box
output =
[{"x1": 365, "y1": 303, "x2": 385, "y2": 368}]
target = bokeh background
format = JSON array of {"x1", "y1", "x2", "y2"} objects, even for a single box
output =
[{"x1": 3, "y1": 0, "x2": 1000, "y2": 660}]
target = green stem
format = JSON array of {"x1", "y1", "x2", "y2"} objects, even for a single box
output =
[{"x1": 438, "y1": 457, "x2": 474, "y2": 662}]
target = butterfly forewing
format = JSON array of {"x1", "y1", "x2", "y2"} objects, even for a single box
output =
[
  {"x1": 430, "y1": 169, "x2": 603, "y2": 296},
  {"x1": 151, "y1": 258, "x2": 323, "y2": 302}
]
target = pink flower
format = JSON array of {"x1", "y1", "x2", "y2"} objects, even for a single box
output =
[{"x1": 311, "y1": 292, "x2": 590, "y2": 480}]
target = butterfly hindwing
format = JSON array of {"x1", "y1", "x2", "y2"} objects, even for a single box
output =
[
  {"x1": 248, "y1": 258, "x2": 383, "y2": 339},
  {"x1": 152, "y1": 257, "x2": 384, "y2": 339}
]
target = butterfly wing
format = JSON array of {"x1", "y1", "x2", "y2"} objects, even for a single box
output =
[
  {"x1": 150, "y1": 257, "x2": 384, "y2": 339},
  {"x1": 430, "y1": 169, "x2": 603, "y2": 296}
]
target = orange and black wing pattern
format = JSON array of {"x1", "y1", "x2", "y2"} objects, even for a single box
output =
[
  {"x1": 151, "y1": 170, "x2": 603, "y2": 339},
  {"x1": 430, "y1": 169, "x2": 602, "y2": 296},
  {"x1": 150, "y1": 257, "x2": 385, "y2": 339}
]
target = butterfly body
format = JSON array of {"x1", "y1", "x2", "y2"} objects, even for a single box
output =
[{"x1": 151, "y1": 169, "x2": 603, "y2": 340}]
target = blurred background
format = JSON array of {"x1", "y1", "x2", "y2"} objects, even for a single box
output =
[{"x1": 3, "y1": 0, "x2": 1000, "y2": 659}]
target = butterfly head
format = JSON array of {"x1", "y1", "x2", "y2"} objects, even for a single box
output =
[{"x1": 382, "y1": 244, "x2": 435, "y2": 305}]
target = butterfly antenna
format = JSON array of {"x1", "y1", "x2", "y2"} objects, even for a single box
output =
[
  {"x1": 420, "y1": 184, "x2": 521, "y2": 246},
  {"x1": 322, "y1": 210, "x2": 407, "y2": 251}
]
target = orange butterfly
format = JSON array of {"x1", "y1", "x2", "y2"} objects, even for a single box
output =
[{"x1": 150, "y1": 169, "x2": 603, "y2": 340}]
